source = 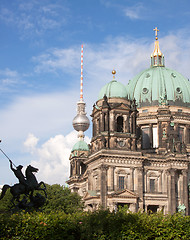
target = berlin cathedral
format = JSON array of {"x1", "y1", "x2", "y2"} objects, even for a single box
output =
[{"x1": 67, "y1": 28, "x2": 190, "y2": 215}]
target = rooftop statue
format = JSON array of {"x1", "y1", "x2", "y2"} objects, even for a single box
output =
[{"x1": 0, "y1": 152, "x2": 47, "y2": 210}]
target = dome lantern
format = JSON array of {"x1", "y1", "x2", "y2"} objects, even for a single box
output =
[{"x1": 151, "y1": 27, "x2": 165, "y2": 67}]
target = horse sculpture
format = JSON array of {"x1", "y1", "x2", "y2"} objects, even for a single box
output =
[{"x1": 0, "y1": 165, "x2": 47, "y2": 206}]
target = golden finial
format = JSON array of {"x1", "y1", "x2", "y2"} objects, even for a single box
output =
[
  {"x1": 152, "y1": 27, "x2": 162, "y2": 57},
  {"x1": 112, "y1": 69, "x2": 116, "y2": 81},
  {"x1": 151, "y1": 27, "x2": 164, "y2": 66},
  {"x1": 112, "y1": 69, "x2": 116, "y2": 75},
  {"x1": 153, "y1": 27, "x2": 159, "y2": 40}
]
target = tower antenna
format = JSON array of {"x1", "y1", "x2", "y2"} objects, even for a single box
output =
[
  {"x1": 72, "y1": 44, "x2": 90, "y2": 139},
  {"x1": 80, "y1": 44, "x2": 84, "y2": 101}
]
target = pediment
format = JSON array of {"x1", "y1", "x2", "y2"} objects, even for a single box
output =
[
  {"x1": 84, "y1": 190, "x2": 99, "y2": 200},
  {"x1": 111, "y1": 189, "x2": 138, "y2": 199},
  {"x1": 111, "y1": 103, "x2": 130, "y2": 110}
]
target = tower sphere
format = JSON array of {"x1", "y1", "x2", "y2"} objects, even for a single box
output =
[{"x1": 72, "y1": 113, "x2": 90, "y2": 132}]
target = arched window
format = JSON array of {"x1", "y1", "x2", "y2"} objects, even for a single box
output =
[
  {"x1": 178, "y1": 126, "x2": 184, "y2": 143},
  {"x1": 117, "y1": 116, "x2": 123, "y2": 132},
  {"x1": 150, "y1": 179, "x2": 155, "y2": 192},
  {"x1": 80, "y1": 162, "x2": 86, "y2": 175},
  {"x1": 142, "y1": 127, "x2": 150, "y2": 149},
  {"x1": 118, "y1": 176, "x2": 125, "y2": 190}
]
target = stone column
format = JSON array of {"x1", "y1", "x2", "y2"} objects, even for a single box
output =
[
  {"x1": 158, "y1": 122, "x2": 162, "y2": 148},
  {"x1": 100, "y1": 112, "x2": 104, "y2": 132},
  {"x1": 110, "y1": 166, "x2": 115, "y2": 191},
  {"x1": 74, "y1": 161, "x2": 77, "y2": 175},
  {"x1": 167, "y1": 169, "x2": 176, "y2": 214},
  {"x1": 136, "y1": 167, "x2": 144, "y2": 210},
  {"x1": 144, "y1": 169, "x2": 148, "y2": 193},
  {"x1": 70, "y1": 162, "x2": 73, "y2": 177},
  {"x1": 87, "y1": 170, "x2": 93, "y2": 191},
  {"x1": 75, "y1": 161, "x2": 79, "y2": 176},
  {"x1": 100, "y1": 165, "x2": 108, "y2": 209},
  {"x1": 129, "y1": 116, "x2": 132, "y2": 134},
  {"x1": 93, "y1": 120, "x2": 96, "y2": 137},
  {"x1": 107, "y1": 166, "x2": 114, "y2": 191},
  {"x1": 130, "y1": 112, "x2": 135, "y2": 134},
  {"x1": 163, "y1": 170, "x2": 167, "y2": 193},
  {"x1": 126, "y1": 115, "x2": 130, "y2": 133},
  {"x1": 109, "y1": 111, "x2": 114, "y2": 132},
  {"x1": 182, "y1": 169, "x2": 189, "y2": 215},
  {"x1": 174, "y1": 123, "x2": 178, "y2": 132},
  {"x1": 133, "y1": 113, "x2": 136, "y2": 134},
  {"x1": 105, "y1": 112, "x2": 108, "y2": 131},
  {"x1": 134, "y1": 168, "x2": 138, "y2": 191},
  {"x1": 184, "y1": 125, "x2": 189, "y2": 145},
  {"x1": 130, "y1": 167, "x2": 134, "y2": 191},
  {"x1": 123, "y1": 115, "x2": 127, "y2": 133},
  {"x1": 158, "y1": 170, "x2": 163, "y2": 193}
]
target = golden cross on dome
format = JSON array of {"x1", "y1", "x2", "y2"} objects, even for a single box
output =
[{"x1": 153, "y1": 27, "x2": 159, "y2": 40}]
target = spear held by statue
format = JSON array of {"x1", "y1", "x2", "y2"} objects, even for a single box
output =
[{"x1": 0, "y1": 147, "x2": 17, "y2": 168}]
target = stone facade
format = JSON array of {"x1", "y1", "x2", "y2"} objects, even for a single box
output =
[
  {"x1": 68, "y1": 31, "x2": 190, "y2": 214},
  {"x1": 68, "y1": 94, "x2": 190, "y2": 214}
]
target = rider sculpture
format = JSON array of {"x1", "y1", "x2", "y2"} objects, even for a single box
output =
[
  {"x1": 0, "y1": 160, "x2": 47, "y2": 209},
  {"x1": 9, "y1": 160, "x2": 28, "y2": 190}
]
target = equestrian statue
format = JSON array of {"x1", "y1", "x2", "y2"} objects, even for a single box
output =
[{"x1": 0, "y1": 155, "x2": 47, "y2": 209}]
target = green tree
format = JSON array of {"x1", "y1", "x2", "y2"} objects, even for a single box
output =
[
  {"x1": 0, "y1": 184, "x2": 83, "y2": 214},
  {"x1": 42, "y1": 184, "x2": 84, "y2": 214},
  {"x1": 0, "y1": 188, "x2": 12, "y2": 212}
]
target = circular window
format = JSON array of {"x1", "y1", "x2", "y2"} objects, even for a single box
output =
[
  {"x1": 146, "y1": 73, "x2": 150, "y2": 78},
  {"x1": 171, "y1": 73, "x2": 176, "y2": 78},
  {"x1": 176, "y1": 87, "x2": 182, "y2": 94},
  {"x1": 142, "y1": 87, "x2": 149, "y2": 94}
]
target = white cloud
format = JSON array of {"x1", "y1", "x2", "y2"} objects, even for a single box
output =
[
  {"x1": 0, "y1": 89, "x2": 82, "y2": 157},
  {"x1": 23, "y1": 131, "x2": 90, "y2": 184},
  {"x1": 24, "y1": 133, "x2": 39, "y2": 153},
  {"x1": 0, "y1": 68, "x2": 20, "y2": 87},
  {"x1": 124, "y1": 3, "x2": 146, "y2": 20},
  {"x1": 33, "y1": 47, "x2": 79, "y2": 73},
  {"x1": 0, "y1": 1, "x2": 69, "y2": 39},
  {"x1": 161, "y1": 32, "x2": 190, "y2": 78}
]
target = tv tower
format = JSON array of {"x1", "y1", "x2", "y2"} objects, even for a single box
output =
[{"x1": 72, "y1": 45, "x2": 90, "y2": 139}]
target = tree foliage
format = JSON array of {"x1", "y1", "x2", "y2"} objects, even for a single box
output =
[
  {"x1": 42, "y1": 184, "x2": 84, "y2": 213},
  {"x1": 0, "y1": 184, "x2": 83, "y2": 214},
  {"x1": 0, "y1": 210, "x2": 190, "y2": 240},
  {"x1": 0, "y1": 188, "x2": 12, "y2": 212}
]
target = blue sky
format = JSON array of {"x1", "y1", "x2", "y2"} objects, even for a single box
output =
[{"x1": 0, "y1": 0, "x2": 190, "y2": 186}]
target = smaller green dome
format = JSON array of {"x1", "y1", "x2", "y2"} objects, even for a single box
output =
[
  {"x1": 72, "y1": 140, "x2": 89, "y2": 152},
  {"x1": 98, "y1": 80, "x2": 128, "y2": 100}
]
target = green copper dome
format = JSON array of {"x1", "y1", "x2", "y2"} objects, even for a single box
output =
[
  {"x1": 98, "y1": 79, "x2": 128, "y2": 100},
  {"x1": 127, "y1": 66, "x2": 190, "y2": 107},
  {"x1": 72, "y1": 140, "x2": 89, "y2": 152},
  {"x1": 98, "y1": 70, "x2": 128, "y2": 100},
  {"x1": 126, "y1": 32, "x2": 190, "y2": 107}
]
